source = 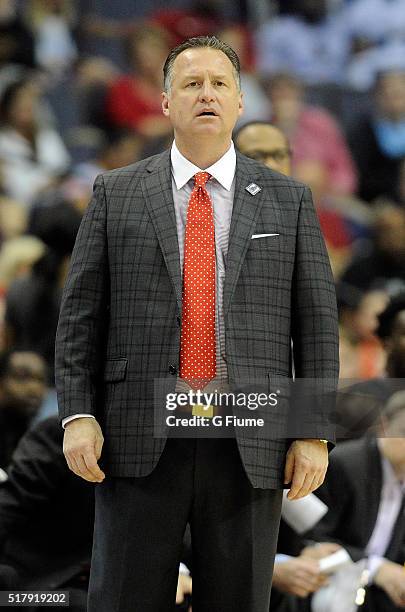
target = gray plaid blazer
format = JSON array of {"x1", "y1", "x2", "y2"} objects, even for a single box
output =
[{"x1": 55, "y1": 149, "x2": 339, "y2": 489}]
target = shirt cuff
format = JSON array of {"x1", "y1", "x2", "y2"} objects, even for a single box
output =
[
  {"x1": 62, "y1": 414, "x2": 96, "y2": 429},
  {"x1": 179, "y1": 563, "x2": 190, "y2": 575},
  {"x1": 275, "y1": 554, "x2": 292, "y2": 564}
]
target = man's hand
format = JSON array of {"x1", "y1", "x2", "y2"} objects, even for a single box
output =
[
  {"x1": 374, "y1": 560, "x2": 405, "y2": 608},
  {"x1": 63, "y1": 418, "x2": 105, "y2": 483},
  {"x1": 272, "y1": 557, "x2": 328, "y2": 598},
  {"x1": 284, "y1": 439, "x2": 328, "y2": 500},
  {"x1": 176, "y1": 573, "x2": 192, "y2": 608}
]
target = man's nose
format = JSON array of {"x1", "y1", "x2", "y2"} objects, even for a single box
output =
[{"x1": 199, "y1": 81, "x2": 216, "y2": 103}]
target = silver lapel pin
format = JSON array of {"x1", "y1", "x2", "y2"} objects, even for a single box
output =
[{"x1": 245, "y1": 183, "x2": 261, "y2": 196}]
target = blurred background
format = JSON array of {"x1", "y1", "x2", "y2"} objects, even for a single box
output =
[
  {"x1": 1, "y1": 2, "x2": 405, "y2": 609},
  {"x1": 0, "y1": 0, "x2": 403, "y2": 403}
]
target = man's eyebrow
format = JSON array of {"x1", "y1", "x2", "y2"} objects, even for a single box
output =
[{"x1": 181, "y1": 74, "x2": 231, "y2": 81}]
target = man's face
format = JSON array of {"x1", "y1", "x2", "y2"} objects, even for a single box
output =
[
  {"x1": 236, "y1": 124, "x2": 291, "y2": 175},
  {"x1": 0, "y1": 352, "x2": 47, "y2": 418},
  {"x1": 381, "y1": 436, "x2": 405, "y2": 474},
  {"x1": 162, "y1": 48, "x2": 243, "y2": 143}
]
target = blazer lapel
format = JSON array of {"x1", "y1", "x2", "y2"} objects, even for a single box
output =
[
  {"x1": 223, "y1": 153, "x2": 266, "y2": 316},
  {"x1": 141, "y1": 150, "x2": 182, "y2": 314}
]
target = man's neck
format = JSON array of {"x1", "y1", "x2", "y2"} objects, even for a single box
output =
[{"x1": 174, "y1": 137, "x2": 231, "y2": 170}]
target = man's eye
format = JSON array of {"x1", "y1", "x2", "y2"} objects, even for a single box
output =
[
  {"x1": 187, "y1": 82, "x2": 198, "y2": 87},
  {"x1": 215, "y1": 81, "x2": 225, "y2": 86}
]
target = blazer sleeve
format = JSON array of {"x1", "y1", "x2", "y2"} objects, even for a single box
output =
[
  {"x1": 290, "y1": 186, "x2": 339, "y2": 442},
  {"x1": 55, "y1": 175, "x2": 109, "y2": 421}
]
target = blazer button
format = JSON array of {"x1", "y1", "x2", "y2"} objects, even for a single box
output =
[{"x1": 169, "y1": 364, "x2": 177, "y2": 375}]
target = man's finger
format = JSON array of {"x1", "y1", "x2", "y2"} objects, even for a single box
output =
[
  {"x1": 83, "y1": 451, "x2": 105, "y2": 481},
  {"x1": 312, "y1": 469, "x2": 327, "y2": 493},
  {"x1": 70, "y1": 453, "x2": 99, "y2": 482},
  {"x1": 295, "y1": 472, "x2": 318, "y2": 500},
  {"x1": 287, "y1": 462, "x2": 307, "y2": 499},
  {"x1": 284, "y1": 451, "x2": 295, "y2": 485}
]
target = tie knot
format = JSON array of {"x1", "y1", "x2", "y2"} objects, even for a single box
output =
[{"x1": 194, "y1": 172, "x2": 210, "y2": 188}]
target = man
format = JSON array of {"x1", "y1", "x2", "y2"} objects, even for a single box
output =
[
  {"x1": 0, "y1": 350, "x2": 47, "y2": 469},
  {"x1": 312, "y1": 391, "x2": 405, "y2": 611},
  {"x1": 55, "y1": 36, "x2": 339, "y2": 611},
  {"x1": 234, "y1": 120, "x2": 292, "y2": 176}
]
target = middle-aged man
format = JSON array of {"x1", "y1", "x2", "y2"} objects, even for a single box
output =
[{"x1": 55, "y1": 36, "x2": 339, "y2": 612}]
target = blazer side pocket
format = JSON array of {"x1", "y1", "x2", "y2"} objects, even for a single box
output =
[{"x1": 103, "y1": 358, "x2": 128, "y2": 382}]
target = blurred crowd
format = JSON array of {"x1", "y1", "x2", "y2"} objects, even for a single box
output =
[{"x1": 0, "y1": 0, "x2": 405, "y2": 610}]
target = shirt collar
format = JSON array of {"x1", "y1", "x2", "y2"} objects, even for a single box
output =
[{"x1": 170, "y1": 140, "x2": 236, "y2": 191}]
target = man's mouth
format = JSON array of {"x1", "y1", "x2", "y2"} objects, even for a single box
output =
[{"x1": 197, "y1": 110, "x2": 217, "y2": 117}]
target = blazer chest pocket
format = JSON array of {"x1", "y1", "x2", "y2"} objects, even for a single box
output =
[
  {"x1": 103, "y1": 358, "x2": 128, "y2": 382},
  {"x1": 249, "y1": 234, "x2": 282, "y2": 251}
]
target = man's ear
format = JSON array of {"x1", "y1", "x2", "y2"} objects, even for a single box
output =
[
  {"x1": 162, "y1": 91, "x2": 170, "y2": 117},
  {"x1": 238, "y1": 91, "x2": 244, "y2": 117}
]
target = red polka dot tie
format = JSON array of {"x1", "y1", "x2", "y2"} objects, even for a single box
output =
[{"x1": 179, "y1": 171, "x2": 216, "y2": 391}]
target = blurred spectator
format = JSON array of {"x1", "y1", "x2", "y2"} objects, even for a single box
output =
[
  {"x1": 0, "y1": 416, "x2": 93, "y2": 611},
  {"x1": 294, "y1": 157, "x2": 368, "y2": 277},
  {"x1": 336, "y1": 293, "x2": 405, "y2": 439},
  {"x1": 0, "y1": 77, "x2": 70, "y2": 206},
  {"x1": 0, "y1": 235, "x2": 45, "y2": 293},
  {"x1": 348, "y1": 70, "x2": 405, "y2": 203},
  {"x1": 255, "y1": 0, "x2": 350, "y2": 85},
  {"x1": 341, "y1": 203, "x2": 405, "y2": 294},
  {"x1": 0, "y1": 0, "x2": 35, "y2": 70},
  {"x1": 217, "y1": 25, "x2": 271, "y2": 127},
  {"x1": 268, "y1": 73, "x2": 358, "y2": 196},
  {"x1": 24, "y1": 0, "x2": 78, "y2": 78},
  {"x1": 151, "y1": 1, "x2": 223, "y2": 46},
  {"x1": 338, "y1": 284, "x2": 387, "y2": 379},
  {"x1": 234, "y1": 120, "x2": 292, "y2": 175},
  {"x1": 312, "y1": 401, "x2": 405, "y2": 611},
  {"x1": 73, "y1": 128, "x2": 143, "y2": 187},
  {"x1": 104, "y1": 22, "x2": 173, "y2": 140},
  {"x1": 72, "y1": 55, "x2": 120, "y2": 129},
  {"x1": 377, "y1": 293, "x2": 405, "y2": 381},
  {"x1": 0, "y1": 162, "x2": 28, "y2": 239},
  {"x1": 4, "y1": 247, "x2": 67, "y2": 383},
  {"x1": 344, "y1": 0, "x2": 405, "y2": 45},
  {"x1": 0, "y1": 350, "x2": 47, "y2": 469}
]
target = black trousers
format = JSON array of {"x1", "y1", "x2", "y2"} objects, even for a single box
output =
[{"x1": 88, "y1": 437, "x2": 282, "y2": 612}]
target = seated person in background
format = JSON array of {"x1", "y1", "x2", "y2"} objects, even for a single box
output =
[
  {"x1": 266, "y1": 73, "x2": 357, "y2": 196},
  {"x1": 311, "y1": 392, "x2": 405, "y2": 611},
  {"x1": 340, "y1": 203, "x2": 405, "y2": 294},
  {"x1": 0, "y1": 350, "x2": 47, "y2": 469},
  {"x1": 0, "y1": 416, "x2": 93, "y2": 612},
  {"x1": 337, "y1": 283, "x2": 387, "y2": 380},
  {"x1": 0, "y1": 416, "x2": 192, "y2": 611},
  {"x1": 104, "y1": 23, "x2": 173, "y2": 140},
  {"x1": 336, "y1": 291, "x2": 405, "y2": 439},
  {"x1": 270, "y1": 494, "x2": 341, "y2": 611}
]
